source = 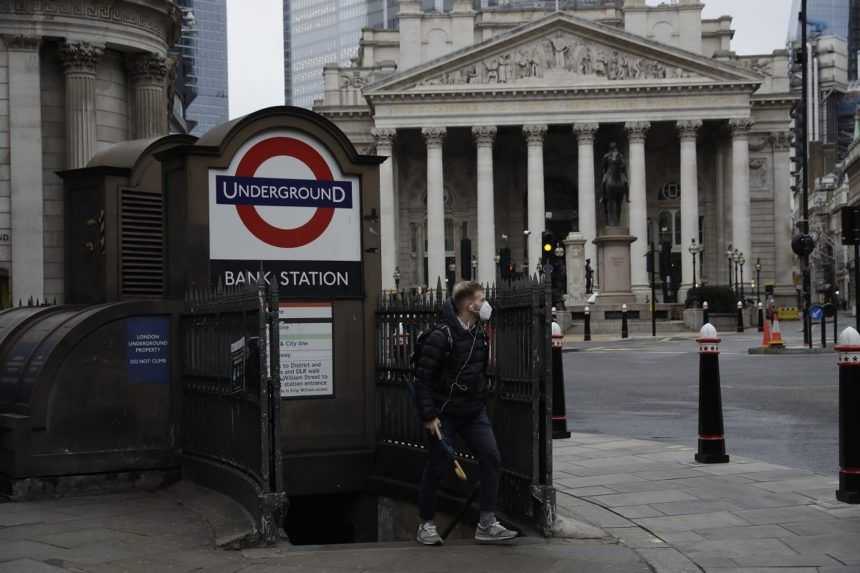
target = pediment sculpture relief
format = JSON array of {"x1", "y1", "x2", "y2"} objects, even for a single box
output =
[{"x1": 415, "y1": 32, "x2": 702, "y2": 88}]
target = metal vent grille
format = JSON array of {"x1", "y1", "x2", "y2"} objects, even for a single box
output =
[{"x1": 120, "y1": 187, "x2": 165, "y2": 297}]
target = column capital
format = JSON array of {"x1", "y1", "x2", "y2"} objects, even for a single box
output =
[
  {"x1": 676, "y1": 119, "x2": 702, "y2": 141},
  {"x1": 625, "y1": 121, "x2": 651, "y2": 143},
  {"x1": 127, "y1": 52, "x2": 169, "y2": 83},
  {"x1": 729, "y1": 118, "x2": 754, "y2": 138},
  {"x1": 371, "y1": 127, "x2": 396, "y2": 152},
  {"x1": 2, "y1": 34, "x2": 41, "y2": 51},
  {"x1": 523, "y1": 124, "x2": 548, "y2": 145},
  {"x1": 421, "y1": 126, "x2": 447, "y2": 148},
  {"x1": 59, "y1": 41, "x2": 104, "y2": 75},
  {"x1": 574, "y1": 122, "x2": 599, "y2": 144},
  {"x1": 471, "y1": 125, "x2": 497, "y2": 146}
]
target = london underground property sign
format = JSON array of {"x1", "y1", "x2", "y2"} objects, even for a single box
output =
[{"x1": 208, "y1": 130, "x2": 362, "y2": 297}]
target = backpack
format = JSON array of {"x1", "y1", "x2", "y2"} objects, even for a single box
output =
[{"x1": 410, "y1": 323, "x2": 453, "y2": 373}]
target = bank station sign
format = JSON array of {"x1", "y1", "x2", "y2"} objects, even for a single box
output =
[{"x1": 208, "y1": 130, "x2": 362, "y2": 297}]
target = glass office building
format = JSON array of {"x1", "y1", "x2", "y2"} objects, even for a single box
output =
[{"x1": 174, "y1": 0, "x2": 230, "y2": 135}]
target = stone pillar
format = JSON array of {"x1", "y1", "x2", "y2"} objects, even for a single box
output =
[
  {"x1": 730, "y1": 119, "x2": 753, "y2": 273},
  {"x1": 472, "y1": 126, "x2": 497, "y2": 284},
  {"x1": 524, "y1": 124, "x2": 547, "y2": 275},
  {"x1": 127, "y1": 52, "x2": 168, "y2": 139},
  {"x1": 59, "y1": 41, "x2": 103, "y2": 169},
  {"x1": 563, "y1": 232, "x2": 587, "y2": 305},
  {"x1": 373, "y1": 128, "x2": 397, "y2": 290},
  {"x1": 626, "y1": 121, "x2": 650, "y2": 301},
  {"x1": 772, "y1": 132, "x2": 795, "y2": 296},
  {"x1": 5, "y1": 35, "x2": 44, "y2": 302},
  {"x1": 422, "y1": 127, "x2": 447, "y2": 288},
  {"x1": 678, "y1": 119, "x2": 703, "y2": 297},
  {"x1": 574, "y1": 123, "x2": 599, "y2": 279}
]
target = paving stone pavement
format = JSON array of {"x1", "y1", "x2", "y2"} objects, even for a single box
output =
[
  {"x1": 554, "y1": 432, "x2": 860, "y2": 572},
  {"x1": 2, "y1": 432, "x2": 858, "y2": 572}
]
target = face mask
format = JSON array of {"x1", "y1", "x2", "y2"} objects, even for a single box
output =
[{"x1": 478, "y1": 301, "x2": 493, "y2": 322}]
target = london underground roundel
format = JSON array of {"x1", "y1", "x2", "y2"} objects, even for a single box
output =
[{"x1": 208, "y1": 129, "x2": 361, "y2": 297}]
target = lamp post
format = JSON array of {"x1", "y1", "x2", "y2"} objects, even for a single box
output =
[
  {"x1": 689, "y1": 239, "x2": 700, "y2": 290},
  {"x1": 393, "y1": 267, "x2": 400, "y2": 291},
  {"x1": 726, "y1": 245, "x2": 734, "y2": 293},
  {"x1": 731, "y1": 249, "x2": 739, "y2": 295},
  {"x1": 494, "y1": 253, "x2": 501, "y2": 283},
  {"x1": 755, "y1": 258, "x2": 762, "y2": 303},
  {"x1": 739, "y1": 253, "x2": 746, "y2": 300},
  {"x1": 471, "y1": 257, "x2": 477, "y2": 282}
]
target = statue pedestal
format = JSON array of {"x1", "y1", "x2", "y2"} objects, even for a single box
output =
[
  {"x1": 593, "y1": 227, "x2": 636, "y2": 304},
  {"x1": 563, "y1": 232, "x2": 587, "y2": 305}
]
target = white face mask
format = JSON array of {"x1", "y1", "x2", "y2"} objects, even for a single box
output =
[{"x1": 478, "y1": 301, "x2": 493, "y2": 322}]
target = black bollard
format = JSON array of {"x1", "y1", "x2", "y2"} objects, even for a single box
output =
[
  {"x1": 551, "y1": 322, "x2": 571, "y2": 440},
  {"x1": 702, "y1": 301, "x2": 710, "y2": 326},
  {"x1": 836, "y1": 327, "x2": 860, "y2": 503},
  {"x1": 757, "y1": 302, "x2": 764, "y2": 333},
  {"x1": 695, "y1": 324, "x2": 730, "y2": 464},
  {"x1": 736, "y1": 301, "x2": 744, "y2": 333},
  {"x1": 621, "y1": 304, "x2": 629, "y2": 339},
  {"x1": 822, "y1": 314, "x2": 827, "y2": 349},
  {"x1": 584, "y1": 305, "x2": 592, "y2": 342}
]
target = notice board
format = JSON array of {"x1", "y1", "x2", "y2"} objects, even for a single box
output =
[{"x1": 278, "y1": 303, "x2": 334, "y2": 398}]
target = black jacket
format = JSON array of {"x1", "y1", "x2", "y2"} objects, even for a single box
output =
[{"x1": 413, "y1": 299, "x2": 489, "y2": 421}]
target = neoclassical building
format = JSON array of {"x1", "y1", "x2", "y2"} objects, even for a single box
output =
[
  {"x1": 315, "y1": 0, "x2": 797, "y2": 305},
  {"x1": 0, "y1": 1, "x2": 180, "y2": 305}
]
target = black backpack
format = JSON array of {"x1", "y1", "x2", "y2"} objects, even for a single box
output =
[{"x1": 410, "y1": 323, "x2": 453, "y2": 373}]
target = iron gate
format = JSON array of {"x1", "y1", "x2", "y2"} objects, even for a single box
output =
[
  {"x1": 180, "y1": 283, "x2": 285, "y2": 545},
  {"x1": 374, "y1": 278, "x2": 555, "y2": 535}
]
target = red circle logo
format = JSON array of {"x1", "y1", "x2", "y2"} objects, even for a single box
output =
[{"x1": 234, "y1": 136, "x2": 335, "y2": 248}]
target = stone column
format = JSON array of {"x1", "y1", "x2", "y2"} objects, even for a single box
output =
[
  {"x1": 59, "y1": 41, "x2": 103, "y2": 169},
  {"x1": 524, "y1": 124, "x2": 547, "y2": 275},
  {"x1": 574, "y1": 123, "x2": 599, "y2": 279},
  {"x1": 127, "y1": 52, "x2": 169, "y2": 139},
  {"x1": 626, "y1": 121, "x2": 650, "y2": 301},
  {"x1": 422, "y1": 127, "x2": 447, "y2": 288},
  {"x1": 5, "y1": 35, "x2": 44, "y2": 301},
  {"x1": 678, "y1": 119, "x2": 703, "y2": 296},
  {"x1": 772, "y1": 131, "x2": 795, "y2": 296},
  {"x1": 373, "y1": 128, "x2": 397, "y2": 290},
  {"x1": 472, "y1": 126, "x2": 497, "y2": 284},
  {"x1": 730, "y1": 119, "x2": 753, "y2": 273}
]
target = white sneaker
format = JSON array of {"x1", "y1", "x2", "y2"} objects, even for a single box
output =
[
  {"x1": 475, "y1": 520, "x2": 518, "y2": 544},
  {"x1": 416, "y1": 521, "x2": 443, "y2": 545}
]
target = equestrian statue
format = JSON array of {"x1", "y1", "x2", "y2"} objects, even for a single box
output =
[{"x1": 600, "y1": 141, "x2": 628, "y2": 228}]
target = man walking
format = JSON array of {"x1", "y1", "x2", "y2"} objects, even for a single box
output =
[{"x1": 412, "y1": 281, "x2": 518, "y2": 545}]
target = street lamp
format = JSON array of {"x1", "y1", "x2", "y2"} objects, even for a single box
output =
[
  {"x1": 726, "y1": 244, "x2": 734, "y2": 292},
  {"x1": 688, "y1": 239, "x2": 702, "y2": 289},
  {"x1": 494, "y1": 253, "x2": 501, "y2": 281},
  {"x1": 554, "y1": 243, "x2": 565, "y2": 258},
  {"x1": 471, "y1": 257, "x2": 478, "y2": 281},
  {"x1": 739, "y1": 253, "x2": 746, "y2": 300},
  {"x1": 393, "y1": 266, "x2": 400, "y2": 291},
  {"x1": 754, "y1": 258, "x2": 762, "y2": 303}
]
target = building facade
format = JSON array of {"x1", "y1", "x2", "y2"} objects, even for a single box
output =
[
  {"x1": 284, "y1": 0, "x2": 398, "y2": 107},
  {"x1": 173, "y1": 0, "x2": 229, "y2": 135},
  {"x1": 0, "y1": 1, "x2": 180, "y2": 305},
  {"x1": 315, "y1": 0, "x2": 796, "y2": 306}
]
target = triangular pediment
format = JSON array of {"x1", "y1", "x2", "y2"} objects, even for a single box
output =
[{"x1": 366, "y1": 12, "x2": 761, "y2": 95}]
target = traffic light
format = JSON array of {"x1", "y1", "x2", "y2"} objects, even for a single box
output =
[{"x1": 542, "y1": 230, "x2": 555, "y2": 263}]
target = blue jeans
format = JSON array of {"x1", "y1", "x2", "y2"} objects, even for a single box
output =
[{"x1": 417, "y1": 406, "x2": 501, "y2": 521}]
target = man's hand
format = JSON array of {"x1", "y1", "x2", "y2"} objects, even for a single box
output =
[{"x1": 425, "y1": 418, "x2": 442, "y2": 440}]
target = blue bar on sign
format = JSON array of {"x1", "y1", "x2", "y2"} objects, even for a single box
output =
[{"x1": 215, "y1": 175, "x2": 353, "y2": 208}]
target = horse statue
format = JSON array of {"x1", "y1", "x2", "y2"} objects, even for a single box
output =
[{"x1": 600, "y1": 141, "x2": 628, "y2": 228}]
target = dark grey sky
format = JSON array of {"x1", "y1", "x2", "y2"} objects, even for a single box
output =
[{"x1": 227, "y1": 0, "x2": 793, "y2": 117}]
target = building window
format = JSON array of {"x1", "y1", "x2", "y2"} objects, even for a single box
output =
[
  {"x1": 445, "y1": 218, "x2": 454, "y2": 252},
  {"x1": 658, "y1": 211, "x2": 672, "y2": 245},
  {"x1": 674, "y1": 211, "x2": 681, "y2": 245}
]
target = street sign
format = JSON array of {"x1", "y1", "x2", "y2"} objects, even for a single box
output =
[
  {"x1": 809, "y1": 305, "x2": 824, "y2": 321},
  {"x1": 208, "y1": 130, "x2": 362, "y2": 297}
]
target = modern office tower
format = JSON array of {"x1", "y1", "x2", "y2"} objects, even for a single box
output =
[{"x1": 174, "y1": 0, "x2": 230, "y2": 135}]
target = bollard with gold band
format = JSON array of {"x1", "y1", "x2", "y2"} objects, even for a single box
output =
[{"x1": 695, "y1": 323, "x2": 730, "y2": 464}]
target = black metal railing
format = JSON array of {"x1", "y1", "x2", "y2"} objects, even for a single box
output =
[{"x1": 374, "y1": 277, "x2": 555, "y2": 535}]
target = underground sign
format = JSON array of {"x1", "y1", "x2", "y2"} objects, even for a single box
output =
[{"x1": 208, "y1": 130, "x2": 362, "y2": 297}]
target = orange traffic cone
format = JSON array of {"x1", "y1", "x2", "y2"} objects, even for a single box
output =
[
  {"x1": 769, "y1": 318, "x2": 785, "y2": 348},
  {"x1": 761, "y1": 317, "x2": 772, "y2": 347}
]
